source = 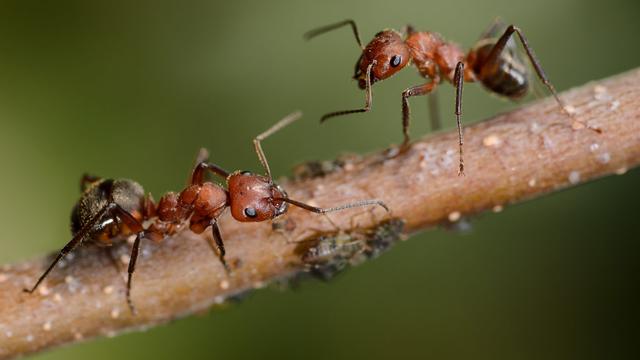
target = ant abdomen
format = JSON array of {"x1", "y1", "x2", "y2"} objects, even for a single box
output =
[
  {"x1": 470, "y1": 42, "x2": 529, "y2": 98},
  {"x1": 71, "y1": 178, "x2": 145, "y2": 242}
]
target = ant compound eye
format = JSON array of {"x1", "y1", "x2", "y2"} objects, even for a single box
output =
[
  {"x1": 244, "y1": 207, "x2": 257, "y2": 218},
  {"x1": 240, "y1": 170, "x2": 252, "y2": 175},
  {"x1": 390, "y1": 55, "x2": 402, "y2": 67}
]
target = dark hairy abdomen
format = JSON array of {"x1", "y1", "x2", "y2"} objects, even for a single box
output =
[
  {"x1": 473, "y1": 44, "x2": 529, "y2": 99},
  {"x1": 70, "y1": 178, "x2": 144, "y2": 235},
  {"x1": 70, "y1": 179, "x2": 113, "y2": 234}
]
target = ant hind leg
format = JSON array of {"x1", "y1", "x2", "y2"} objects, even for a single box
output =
[
  {"x1": 23, "y1": 203, "x2": 117, "y2": 294},
  {"x1": 484, "y1": 25, "x2": 601, "y2": 133}
]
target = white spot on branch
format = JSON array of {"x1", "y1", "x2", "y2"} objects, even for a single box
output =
[
  {"x1": 483, "y1": 134, "x2": 502, "y2": 147},
  {"x1": 448, "y1": 211, "x2": 461, "y2": 222},
  {"x1": 219, "y1": 280, "x2": 230, "y2": 290},
  {"x1": 568, "y1": 171, "x2": 581, "y2": 184}
]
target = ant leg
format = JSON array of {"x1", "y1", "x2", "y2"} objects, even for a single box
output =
[
  {"x1": 23, "y1": 203, "x2": 116, "y2": 294},
  {"x1": 254, "y1": 111, "x2": 303, "y2": 180},
  {"x1": 320, "y1": 61, "x2": 375, "y2": 123},
  {"x1": 80, "y1": 174, "x2": 101, "y2": 192},
  {"x1": 428, "y1": 92, "x2": 441, "y2": 131},
  {"x1": 485, "y1": 25, "x2": 601, "y2": 133},
  {"x1": 188, "y1": 147, "x2": 230, "y2": 185},
  {"x1": 126, "y1": 234, "x2": 142, "y2": 314},
  {"x1": 453, "y1": 62, "x2": 465, "y2": 176},
  {"x1": 401, "y1": 81, "x2": 438, "y2": 149},
  {"x1": 193, "y1": 148, "x2": 210, "y2": 167},
  {"x1": 402, "y1": 24, "x2": 417, "y2": 37},
  {"x1": 208, "y1": 219, "x2": 230, "y2": 273},
  {"x1": 185, "y1": 148, "x2": 211, "y2": 185},
  {"x1": 479, "y1": 17, "x2": 506, "y2": 40},
  {"x1": 304, "y1": 19, "x2": 363, "y2": 49},
  {"x1": 111, "y1": 205, "x2": 145, "y2": 315},
  {"x1": 191, "y1": 161, "x2": 231, "y2": 185},
  {"x1": 281, "y1": 197, "x2": 389, "y2": 214}
]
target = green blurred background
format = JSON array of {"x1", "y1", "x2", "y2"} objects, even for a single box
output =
[{"x1": 1, "y1": 0, "x2": 639, "y2": 359}]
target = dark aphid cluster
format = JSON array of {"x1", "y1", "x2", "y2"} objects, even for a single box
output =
[
  {"x1": 305, "y1": 19, "x2": 602, "y2": 175},
  {"x1": 292, "y1": 159, "x2": 346, "y2": 181},
  {"x1": 24, "y1": 112, "x2": 388, "y2": 314},
  {"x1": 297, "y1": 218, "x2": 405, "y2": 280}
]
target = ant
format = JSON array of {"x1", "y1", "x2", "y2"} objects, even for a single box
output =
[
  {"x1": 305, "y1": 19, "x2": 601, "y2": 175},
  {"x1": 23, "y1": 111, "x2": 388, "y2": 314}
]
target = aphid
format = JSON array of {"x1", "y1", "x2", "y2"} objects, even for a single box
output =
[
  {"x1": 292, "y1": 159, "x2": 345, "y2": 181},
  {"x1": 302, "y1": 233, "x2": 366, "y2": 280},
  {"x1": 23, "y1": 112, "x2": 388, "y2": 314},
  {"x1": 298, "y1": 218, "x2": 405, "y2": 280},
  {"x1": 305, "y1": 19, "x2": 601, "y2": 175}
]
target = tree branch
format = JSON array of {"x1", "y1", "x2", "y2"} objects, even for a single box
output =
[{"x1": 1, "y1": 68, "x2": 639, "y2": 359}]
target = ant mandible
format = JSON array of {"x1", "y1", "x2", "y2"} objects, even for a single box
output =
[
  {"x1": 23, "y1": 111, "x2": 388, "y2": 314},
  {"x1": 305, "y1": 19, "x2": 602, "y2": 175}
]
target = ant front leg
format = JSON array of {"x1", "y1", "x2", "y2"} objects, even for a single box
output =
[
  {"x1": 485, "y1": 25, "x2": 601, "y2": 133},
  {"x1": 319, "y1": 62, "x2": 375, "y2": 124},
  {"x1": 253, "y1": 111, "x2": 303, "y2": 180},
  {"x1": 401, "y1": 81, "x2": 438, "y2": 149},
  {"x1": 209, "y1": 219, "x2": 230, "y2": 273},
  {"x1": 191, "y1": 161, "x2": 231, "y2": 185}
]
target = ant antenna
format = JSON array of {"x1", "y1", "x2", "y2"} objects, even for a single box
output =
[
  {"x1": 253, "y1": 111, "x2": 303, "y2": 180},
  {"x1": 304, "y1": 19, "x2": 364, "y2": 50},
  {"x1": 320, "y1": 61, "x2": 375, "y2": 122},
  {"x1": 281, "y1": 197, "x2": 389, "y2": 214}
]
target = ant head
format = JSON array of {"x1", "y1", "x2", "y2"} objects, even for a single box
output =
[
  {"x1": 354, "y1": 30, "x2": 410, "y2": 89},
  {"x1": 227, "y1": 171, "x2": 288, "y2": 222}
]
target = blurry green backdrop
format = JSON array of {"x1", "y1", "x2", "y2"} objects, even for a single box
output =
[{"x1": 1, "y1": 0, "x2": 639, "y2": 359}]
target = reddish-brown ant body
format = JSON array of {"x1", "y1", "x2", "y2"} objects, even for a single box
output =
[
  {"x1": 24, "y1": 112, "x2": 388, "y2": 313},
  {"x1": 305, "y1": 19, "x2": 601, "y2": 175}
]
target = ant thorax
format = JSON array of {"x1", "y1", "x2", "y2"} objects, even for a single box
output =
[{"x1": 405, "y1": 32, "x2": 467, "y2": 82}]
